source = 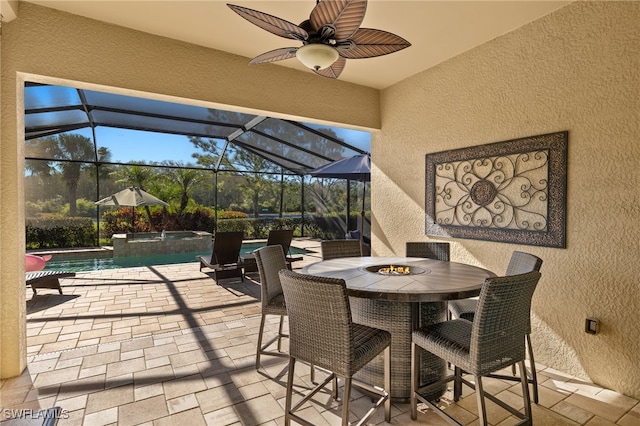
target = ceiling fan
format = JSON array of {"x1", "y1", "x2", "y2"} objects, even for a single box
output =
[{"x1": 227, "y1": 0, "x2": 411, "y2": 79}]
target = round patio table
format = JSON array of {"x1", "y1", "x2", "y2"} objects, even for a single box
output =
[{"x1": 302, "y1": 256, "x2": 496, "y2": 401}]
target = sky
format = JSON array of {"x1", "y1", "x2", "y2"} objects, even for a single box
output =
[{"x1": 78, "y1": 124, "x2": 371, "y2": 165}]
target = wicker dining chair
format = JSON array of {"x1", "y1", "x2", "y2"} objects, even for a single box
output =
[
  {"x1": 411, "y1": 271, "x2": 542, "y2": 426},
  {"x1": 405, "y1": 241, "x2": 451, "y2": 371},
  {"x1": 279, "y1": 269, "x2": 391, "y2": 426},
  {"x1": 448, "y1": 250, "x2": 543, "y2": 403},
  {"x1": 405, "y1": 241, "x2": 450, "y2": 261},
  {"x1": 253, "y1": 245, "x2": 289, "y2": 371},
  {"x1": 320, "y1": 239, "x2": 362, "y2": 260}
]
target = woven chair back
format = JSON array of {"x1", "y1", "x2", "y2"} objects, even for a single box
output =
[
  {"x1": 321, "y1": 239, "x2": 362, "y2": 260},
  {"x1": 405, "y1": 242, "x2": 450, "y2": 261},
  {"x1": 470, "y1": 271, "x2": 541, "y2": 375},
  {"x1": 254, "y1": 245, "x2": 287, "y2": 308},
  {"x1": 505, "y1": 251, "x2": 543, "y2": 333},
  {"x1": 506, "y1": 251, "x2": 543, "y2": 276},
  {"x1": 279, "y1": 270, "x2": 353, "y2": 373}
]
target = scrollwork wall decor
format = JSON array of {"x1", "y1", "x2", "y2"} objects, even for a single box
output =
[{"x1": 425, "y1": 131, "x2": 567, "y2": 247}]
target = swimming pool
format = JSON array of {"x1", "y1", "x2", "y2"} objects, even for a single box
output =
[{"x1": 43, "y1": 243, "x2": 308, "y2": 272}]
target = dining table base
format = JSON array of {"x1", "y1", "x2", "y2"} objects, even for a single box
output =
[{"x1": 350, "y1": 298, "x2": 448, "y2": 402}]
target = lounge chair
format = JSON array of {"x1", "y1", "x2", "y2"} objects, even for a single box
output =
[
  {"x1": 197, "y1": 231, "x2": 246, "y2": 282},
  {"x1": 26, "y1": 270, "x2": 75, "y2": 295},
  {"x1": 265, "y1": 229, "x2": 303, "y2": 268},
  {"x1": 242, "y1": 229, "x2": 303, "y2": 271}
]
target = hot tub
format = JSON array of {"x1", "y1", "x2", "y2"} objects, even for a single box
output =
[{"x1": 111, "y1": 231, "x2": 212, "y2": 258}]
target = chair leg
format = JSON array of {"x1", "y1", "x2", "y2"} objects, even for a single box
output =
[
  {"x1": 384, "y1": 346, "x2": 391, "y2": 422},
  {"x1": 410, "y1": 342, "x2": 419, "y2": 420},
  {"x1": 519, "y1": 360, "x2": 533, "y2": 421},
  {"x1": 255, "y1": 314, "x2": 266, "y2": 370},
  {"x1": 474, "y1": 375, "x2": 488, "y2": 426},
  {"x1": 526, "y1": 333, "x2": 539, "y2": 404},
  {"x1": 285, "y1": 357, "x2": 296, "y2": 426},
  {"x1": 453, "y1": 366, "x2": 462, "y2": 401},
  {"x1": 277, "y1": 315, "x2": 285, "y2": 352},
  {"x1": 341, "y1": 377, "x2": 352, "y2": 426},
  {"x1": 518, "y1": 360, "x2": 532, "y2": 416}
]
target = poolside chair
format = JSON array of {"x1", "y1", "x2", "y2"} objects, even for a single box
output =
[
  {"x1": 411, "y1": 271, "x2": 542, "y2": 426},
  {"x1": 320, "y1": 239, "x2": 362, "y2": 260},
  {"x1": 197, "y1": 231, "x2": 246, "y2": 282},
  {"x1": 279, "y1": 269, "x2": 391, "y2": 426},
  {"x1": 242, "y1": 229, "x2": 303, "y2": 272},
  {"x1": 448, "y1": 251, "x2": 543, "y2": 403},
  {"x1": 26, "y1": 270, "x2": 75, "y2": 295},
  {"x1": 266, "y1": 229, "x2": 303, "y2": 268}
]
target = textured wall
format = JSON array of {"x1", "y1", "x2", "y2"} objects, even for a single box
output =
[
  {"x1": 373, "y1": 1, "x2": 640, "y2": 397},
  {"x1": 0, "y1": 2, "x2": 378, "y2": 378}
]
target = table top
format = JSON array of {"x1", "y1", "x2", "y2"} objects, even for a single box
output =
[{"x1": 302, "y1": 256, "x2": 496, "y2": 302}]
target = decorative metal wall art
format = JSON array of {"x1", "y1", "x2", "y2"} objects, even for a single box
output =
[{"x1": 425, "y1": 131, "x2": 567, "y2": 248}]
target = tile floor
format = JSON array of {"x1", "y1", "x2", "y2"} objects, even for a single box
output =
[{"x1": 2, "y1": 239, "x2": 639, "y2": 425}]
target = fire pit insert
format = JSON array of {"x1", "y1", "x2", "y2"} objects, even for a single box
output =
[{"x1": 363, "y1": 264, "x2": 427, "y2": 276}]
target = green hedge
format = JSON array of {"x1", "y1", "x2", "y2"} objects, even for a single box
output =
[
  {"x1": 215, "y1": 217, "x2": 301, "y2": 238},
  {"x1": 26, "y1": 212, "x2": 367, "y2": 248},
  {"x1": 26, "y1": 216, "x2": 96, "y2": 248},
  {"x1": 214, "y1": 214, "x2": 352, "y2": 240}
]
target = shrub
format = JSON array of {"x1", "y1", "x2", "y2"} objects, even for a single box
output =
[
  {"x1": 25, "y1": 201, "x2": 44, "y2": 217},
  {"x1": 219, "y1": 210, "x2": 248, "y2": 219},
  {"x1": 160, "y1": 208, "x2": 216, "y2": 232},
  {"x1": 60, "y1": 198, "x2": 98, "y2": 217},
  {"x1": 26, "y1": 215, "x2": 96, "y2": 248},
  {"x1": 38, "y1": 195, "x2": 66, "y2": 214}
]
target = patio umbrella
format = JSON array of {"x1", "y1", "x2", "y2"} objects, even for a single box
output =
[
  {"x1": 309, "y1": 154, "x2": 371, "y2": 251},
  {"x1": 95, "y1": 187, "x2": 168, "y2": 235}
]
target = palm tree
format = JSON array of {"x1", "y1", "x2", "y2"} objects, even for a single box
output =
[
  {"x1": 25, "y1": 133, "x2": 99, "y2": 216},
  {"x1": 161, "y1": 162, "x2": 207, "y2": 214}
]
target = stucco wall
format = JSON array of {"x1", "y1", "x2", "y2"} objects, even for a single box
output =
[
  {"x1": 0, "y1": 2, "x2": 378, "y2": 378},
  {"x1": 373, "y1": 1, "x2": 640, "y2": 397}
]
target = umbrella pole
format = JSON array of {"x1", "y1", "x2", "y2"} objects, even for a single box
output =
[
  {"x1": 360, "y1": 181, "x2": 366, "y2": 255},
  {"x1": 346, "y1": 179, "x2": 351, "y2": 235}
]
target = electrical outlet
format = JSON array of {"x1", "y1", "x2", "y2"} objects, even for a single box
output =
[{"x1": 585, "y1": 318, "x2": 599, "y2": 334}]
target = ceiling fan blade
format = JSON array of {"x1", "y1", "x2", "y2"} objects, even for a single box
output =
[
  {"x1": 249, "y1": 47, "x2": 299, "y2": 65},
  {"x1": 313, "y1": 57, "x2": 346, "y2": 79},
  {"x1": 310, "y1": 0, "x2": 367, "y2": 40},
  {"x1": 228, "y1": 4, "x2": 308, "y2": 41},
  {"x1": 338, "y1": 28, "x2": 411, "y2": 59}
]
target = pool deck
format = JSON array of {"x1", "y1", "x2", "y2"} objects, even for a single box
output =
[{"x1": 4, "y1": 238, "x2": 639, "y2": 425}]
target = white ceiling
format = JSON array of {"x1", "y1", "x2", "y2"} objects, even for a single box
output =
[{"x1": 23, "y1": 0, "x2": 571, "y2": 89}]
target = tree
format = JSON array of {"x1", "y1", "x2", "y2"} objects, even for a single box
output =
[
  {"x1": 230, "y1": 147, "x2": 279, "y2": 217},
  {"x1": 25, "y1": 133, "x2": 99, "y2": 216},
  {"x1": 160, "y1": 161, "x2": 207, "y2": 214}
]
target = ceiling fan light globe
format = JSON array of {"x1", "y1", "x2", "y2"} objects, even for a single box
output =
[{"x1": 296, "y1": 44, "x2": 339, "y2": 71}]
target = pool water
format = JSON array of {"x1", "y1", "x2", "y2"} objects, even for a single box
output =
[{"x1": 43, "y1": 243, "x2": 308, "y2": 272}]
